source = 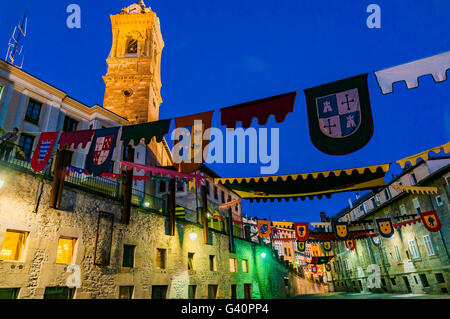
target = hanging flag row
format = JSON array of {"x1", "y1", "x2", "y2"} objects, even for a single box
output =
[{"x1": 28, "y1": 92, "x2": 298, "y2": 176}]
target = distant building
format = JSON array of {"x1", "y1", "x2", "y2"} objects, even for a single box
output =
[{"x1": 327, "y1": 157, "x2": 450, "y2": 294}]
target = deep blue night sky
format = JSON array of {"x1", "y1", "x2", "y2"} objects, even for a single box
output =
[{"x1": 0, "y1": 0, "x2": 449, "y2": 223}]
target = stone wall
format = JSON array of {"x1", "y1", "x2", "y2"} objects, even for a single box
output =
[{"x1": 0, "y1": 165, "x2": 292, "y2": 299}]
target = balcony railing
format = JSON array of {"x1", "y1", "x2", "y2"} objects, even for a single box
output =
[{"x1": 0, "y1": 151, "x2": 166, "y2": 215}]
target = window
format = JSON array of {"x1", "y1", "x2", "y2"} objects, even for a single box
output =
[
  {"x1": 213, "y1": 186, "x2": 218, "y2": 199},
  {"x1": 119, "y1": 286, "x2": 134, "y2": 299},
  {"x1": 56, "y1": 237, "x2": 76, "y2": 264},
  {"x1": 244, "y1": 284, "x2": 252, "y2": 299},
  {"x1": 231, "y1": 284, "x2": 237, "y2": 299},
  {"x1": 371, "y1": 198, "x2": 377, "y2": 208},
  {"x1": 17, "y1": 134, "x2": 35, "y2": 160},
  {"x1": 208, "y1": 285, "x2": 218, "y2": 299},
  {"x1": 423, "y1": 235, "x2": 435, "y2": 256},
  {"x1": 399, "y1": 204, "x2": 407, "y2": 216},
  {"x1": 352, "y1": 211, "x2": 357, "y2": 220},
  {"x1": 229, "y1": 258, "x2": 237, "y2": 272},
  {"x1": 242, "y1": 259, "x2": 249, "y2": 273},
  {"x1": 205, "y1": 181, "x2": 210, "y2": 195},
  {"x1": 376, "y1": 194, "x2": 381, "y2": 203},
  {"x1": 419, "y1": 274, "x2": 430, "y2": 288},
  {"x1": 412, "y1": 198, "x2": 421, "y2": 214},
  {"x1": 44, "y1": 287, "x2": 75, "y2": 299},
  {"x1": 359, "y1": 205, "x2": 364, "y2": 214},
  {"x1": 0, "y1": 288, "x2": 19, "y2": 299},
  {"x1": 188, "y1": 285, "x2": 196, "y2": 299},
  {"x1": 24, "y1": 99, "x2": 42, "y2": 124},
  {"x1": 156, "y1": 248, "x2": 166, "y2": 269},
  {"x1": 381, "y1": 278, "x2": 386, "y2": 286},
  {"x1": 363, "y1": 203, "x2": 369, "y2": 213},
  {"x1": 394, "y1": 245, "x2": 402, "y2": 262},
  {"x1": 188, "y1": 252, "x2": 194, "y2": 270},
  {"x1": 435, "y1": 195, "x2": 443, "y2": 207},
  {"x1": 408, "y1": 239, "x2": 420, "y2": 259},
  {"x1": 0, "y1": 230, "x2": 28, "y2": 261},
  {"x1": 176, "y1": 181, "x2": 185, "y2": 192},
  {"x1": 435, "y1": 273, "x2": 445, "y2": 284},
  {"x1": 390, "y1": 277, "x2": 396, "y2": 286},
  {"x1": 126, "y1": 38, "x2": 138, "y2": 54},
  {"x1": 62, "y1": 116, "x2": 79, "y2": 132},
  {"x1": 209, "y1": 255, "x2": 216, "y2": 271},
  {"x1": 122, "y1": 245, "x2": 135, "y2": 268},
  {"x1": 221, "y1": 191, "x2": 225, "y2": 203},
  {"x1": 409, "y1": 173, "x2": 418, "y2": 185},
  {"x1": 106, "y1": 161, "x2": 114, "y2": 174},
  {"x1": 384, "y1": 188, "x2": 392, "y2": 200},
  {"x1": 152, "y1": 286, "x2": 168, "y2": 299},
  {"x1": 0, "y1": 84, "x2": 4, "y2": 100},
  {"x1": 159, "y1": 181, "x2": 166, "y2": 193}
]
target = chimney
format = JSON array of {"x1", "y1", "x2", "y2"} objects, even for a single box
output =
[
  {"x1": 319, "y1": 212, "x2": 327, "y2": 222},
  {"x1": 348, "y1": 198, "x2": 353, "y2": 208},
  {"x1": 355, "y1": 192, "x2": 360, "y2": 200}
]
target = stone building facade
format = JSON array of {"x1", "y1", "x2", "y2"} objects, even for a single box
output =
[
  {"x1": 0, "y1": 160, "x2": 298, "y2": 299},
  {"x1": 327, "y1": 157, "x2": 450, "y2": 294}
]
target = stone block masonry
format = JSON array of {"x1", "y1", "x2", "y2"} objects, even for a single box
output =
[{"x1": 0, "y1": 165, "x2": 295, "y2": 299}]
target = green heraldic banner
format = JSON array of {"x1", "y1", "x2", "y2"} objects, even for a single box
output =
[{"x1": 304, "y1": 74, "x2": 374, "y2": 155}]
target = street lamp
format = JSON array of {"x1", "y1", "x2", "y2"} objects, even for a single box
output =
[
  {"x1": 0, "y1": 179, "x2": 4, "y2": 189},
  {"x1": 144, "y1": 202, "x2": 150, "y2": 208},
  {"x1": 260, "y1": 252, "x2": 267, "y2": 259},
  {"x1": 189, "y1": 233, "x2": 198, "y2": 241}
]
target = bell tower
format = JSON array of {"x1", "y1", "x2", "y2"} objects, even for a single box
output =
[{"x1": 103, "y1": 1, "x2": 164, "y2": 123}]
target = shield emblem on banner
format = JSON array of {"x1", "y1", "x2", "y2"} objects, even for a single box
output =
[
  {"x1": 345, "y1": 239, "x2": 355, "y2": 250},
  {"x1": 333, "y1": 222, "x2": 349, "y2": 241},
  {"x1": 304, "y1": 74, "x2": 374, "y2": 155},
  {"x1": 30, "y1": 132, "x2": 59, "y2": 173},
  {"x1": 325, "y1": 264, "x2": 331, "y2": 272},
  {"x1": 316, "y1": 88, "x2": 361, "y2": 138},
  {"x1": 323, "y1": 241, "x2": 332, "y2": 252},
  {"x1": 371, "y1": 236, "x2": 381, "y2": 246},
  {"x1": 420, "y1": 211, "x2": 442, "y2": 232},
  {"x1": 311, "y1": 265, "x2": 318, "y2": 274},
  {"x1": 93, "y1": 136, "x2": 114, "y2": 166},
  {"x1": 294, "y1": 222, "x2": 309, "y2": 241},
  {"x1": 258, "y1": 220, "x2": 272, "y2": 239},
  {"x1": 297, "y1": 241, "x2": 306, "y2": 252},
  {"x1": 376, "y1": 218, "x2": 395, "y2": 238}
]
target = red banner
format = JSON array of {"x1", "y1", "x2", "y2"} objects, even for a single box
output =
[{"x1": 294, "y1": 222, "x2": 309, "y2": 241}]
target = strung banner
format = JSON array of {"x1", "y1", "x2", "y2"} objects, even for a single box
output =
[
  {"x1": 325, "y1": 264, "x2": 332, "y2": 272},
  {"x1": 215, "y1": 163, "x2": 389, "y2": 202},
  {"x1": 345, "y1": 238, "x2": 355, "y2": 251},
  {"x1": 30, "y1": 132, "x2": 59, "y2": 173},
  {"x1": 304, "y1": 74, "x2": 374, "y2": 155},
  {"x1": 218, "y1": 198, "x2": 241, "y2": 211},
  {"x1": 420, "y1": 211, "x2": 442, "y2": 232},
  {"x1": 297, "y1": 241, "x2": 307, "y2": 252},
  {"x1": 257, "y1": 220, "x2": 272, "y2": 239},
  {"x1": 120, "y1": 161, "x2": 205, "y2": 187},
  {"x1": 376, "y1": 218, "x2": 395, "y2": 238},
  {"x1": 220, "y1": 92, "x2": 297, "y2": 129},
  {"x1": 392, "y1": 185, "x2": 438, "y2": 195},
  {"x1": 374, "y1": 51, "x2": 450, "y2": 94},
  {"x1": 309, "y1": 256, "x2": 334, "y2": 265},
  {"x1": 85, "y1": 127, "x2": 120, "y2": 176},
  {"x1": 121, "y1": 119, "x2": 171, "y2": 146},
  {"x1": 173, "y1": 111, "x2": 214, "y2": 173},
  {"x1": 322, "y1": 241, "x2": 332, "y2": 252},
  {"x1": 371, "y1": 235, "x2": 382, "y2": 247},
  {"x1": 396, "y1": 142, "x2": 450, "y2": 169},
  {"x1": 311, "y1": 265, "x2": 318, "y2": 274},
  {"x1": 58, "y1": 129, "x2": 94, "y2": 150},
  {"x1": 394, "y1": 217, "x2": 421, "y2": 229},
  {"x1": 294, "y1": 222, "x2": 309, "y2": 241},
  {"x1": 333, "y1": 222, "x2": 349, "y2": 241}
]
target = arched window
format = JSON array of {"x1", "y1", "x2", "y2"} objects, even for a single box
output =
[{"x1": 126, "y1": 38, "x2": 138, "y2": 54}]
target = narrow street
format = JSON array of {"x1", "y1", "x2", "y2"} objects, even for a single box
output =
[{"x1": 294, "y1": 292, "x2": 450, "y2": 299}]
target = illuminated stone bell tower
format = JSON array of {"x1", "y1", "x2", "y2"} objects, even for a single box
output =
[{"x1": 103, "y1": 0, "x2": 164, "y2": 124}]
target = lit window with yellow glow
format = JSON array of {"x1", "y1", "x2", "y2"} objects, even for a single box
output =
[
  {"x1": 56, "y1": 237, "x2": 76, "y2": 264},
  {"x1": 229, "y1": 258, "x2": 237, "y2": 273},
  {"x1": 0, "y1": 230, "x2": 28, "y2": 261}
]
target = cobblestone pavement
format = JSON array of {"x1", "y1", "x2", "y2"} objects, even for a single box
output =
[{"x1": 294, "y1": 292, "x2": 450, "y2": 299}]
